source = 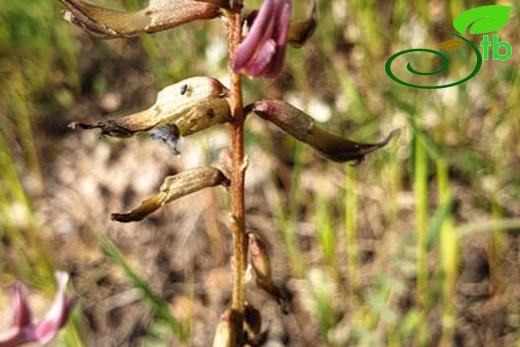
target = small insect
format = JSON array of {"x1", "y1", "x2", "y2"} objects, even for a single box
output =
[{"x1": 180, "y1": 84, "x2": 188, "y2": 95}]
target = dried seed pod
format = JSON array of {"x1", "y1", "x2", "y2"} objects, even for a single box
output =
[
  {"x1": 247, "y1": 233, "x2": 288, "y2": 312},
  {"x1": 288, "y1": 0, "x2": 317, "y2": 48},
  {"x1": 248, "y1": 233, "x2": 272, "y2": 284},
  {"x1": 70, "y1": 77, "x2": 231, "y2": 141},
  {"x1": 249, "y1": 99, "x2": 398, "y2": 163},
  {"x1": 212, "y1": 309, "x2": 239, "y2": 347},
  {"x1": 112, "y1": 166, "x2": 229, "y2": 222},
  {"x1": 58, "y1": 0, "x2": 227, "y2": 39}
]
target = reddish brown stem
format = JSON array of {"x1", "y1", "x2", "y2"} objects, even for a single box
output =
[{"x1": 226, "y1": 1, "x2": 247, "y2": 316}]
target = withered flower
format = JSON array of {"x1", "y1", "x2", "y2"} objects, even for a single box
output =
[
  {"x1": 0, "y1": 272, "x2": 77, "y2": 347},
  {"x1": 233, "y1": 0, "x2": 292, "y2": 78}
]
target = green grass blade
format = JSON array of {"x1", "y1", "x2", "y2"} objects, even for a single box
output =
[{"x1": 99, "y1": 236, "x2": 188, "y2": 341}]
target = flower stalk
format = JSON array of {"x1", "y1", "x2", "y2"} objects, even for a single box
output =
[{"x1": 226, "y1": 0, "x2": 248, "y2": 321}]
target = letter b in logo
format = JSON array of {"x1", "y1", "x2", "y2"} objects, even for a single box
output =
[
  {"x1": 492, "y1": 34, "x2": 512, "y2": 60},
  {"x1": 482, "y1": 34, "x2": 513, "y2": 60}
]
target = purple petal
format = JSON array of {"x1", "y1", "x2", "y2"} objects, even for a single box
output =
[
  {"x1": 243, "y1": 39, "x2": 277, "y2": 77},
  {"x1": 263, "y1": 2, "x2": 291, "y2": 77},
  {"x1": 262, "y1": 50, "x2": 285, "y2": 78},
  {"x1": 273, "y1": 1, "x2": 292, "y2": 46},
  {"x1": 10, "y1": 283, "x2": 32, "y2": 328},
  {"x1": 0, "y1": 327, "x2": 31, "y2": 347},
  {"x1": 32, "y1": 272, "x2": 77, "y2": 344},
  {"x1": 233, "y1": 0, "x2": 276, "y2": 71},
  {"x1": 234, "y1": 0, "x2": 293, "y2": 78}
]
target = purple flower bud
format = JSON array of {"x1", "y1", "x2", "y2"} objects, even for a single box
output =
[
  {"x1": 0, "y1": 272, "x2": 77, "y2": 347},
  {"x1": 233, "y1": 0, "x2": 292, "y2": 78}
]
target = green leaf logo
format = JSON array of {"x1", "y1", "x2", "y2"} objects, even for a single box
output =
[{"x1": 453, "y1": 5, "x2": 513, "y2": 35}]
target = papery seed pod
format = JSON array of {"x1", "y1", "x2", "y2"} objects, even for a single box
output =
[
  {"x1": 112, "y1": 166, "x2": 229, "y2": 222},
  {"x1": 175, "y1": 98, "x2": 231, "y2": 136},
  {"x1": 70, "y1": 77, "x2": 231, "y2": 142},
  {"x1": 248, "y1": 100, "x2": 398, "y2": 163},
  {"x1": 247, "y1": 233, "x2": 288, "y2": 312},
  {"x1": 248, "y1": 233, "x2": 272, "y2": 284},
  {"x1": 58, "y1": 0, "x2": 227, "y2": 39},
  {"x1": 212, "y1": 309, "x2": 239, "y2": 347},
  {"x1": 288, "y1": 0, "x2": 317, "y2": 48}
]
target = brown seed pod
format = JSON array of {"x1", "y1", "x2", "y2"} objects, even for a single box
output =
[
  {"x1": 58, "y1": 0, "x2": 227, "y2": 38},
  {"x1": 112, "y1": 166, "x2": 229, "y2": 223},
  {"x1": 249, "y1": 99, "x2": 398, "y2": 163},
  {"x1": 247, "y1": 233, "x2": 288, "y2": 313},
  {"x1": 248, "y1": 233, "x2": 272, "y2": 285},
  {"x1": 70, "y1": 77, "x2": 231, "y2": 142}
]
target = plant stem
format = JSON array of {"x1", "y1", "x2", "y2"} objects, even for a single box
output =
[{"x1": 226, "y1": 2, "x2": 247, "y2": 315}]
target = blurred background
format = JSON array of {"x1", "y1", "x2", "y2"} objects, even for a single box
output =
[{"x1": 1, "y1": 0, "x2": 519, "y2": 346}]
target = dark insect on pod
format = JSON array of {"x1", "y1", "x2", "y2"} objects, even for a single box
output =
[{"x1": 248, "y1": 99, "x2": 399, "y2": 163}]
